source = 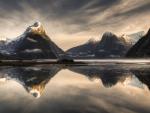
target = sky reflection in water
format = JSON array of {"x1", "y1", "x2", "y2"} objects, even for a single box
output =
[{"x1": 0, "y1": 64, "x2": 150, "y2": 113}]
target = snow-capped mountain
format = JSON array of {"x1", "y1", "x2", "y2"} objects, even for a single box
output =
[
  {"x1": 126, "y1": 29, "x2": 150, "y2": 57},
  {"x1": 0, "y1": 23, "x2": 146, "y2": 60},
  {"x1": 67, "y1": 32, "x2": 132, "y2": 59},
  {"x1": 66, "y1": 31, "x2": 145, "y2": 59},
  {"x1": 95, "y1": 32, "x2": 131, "y2": 58},
  {"x1": 0, "y1": 22, "x2": 65, "y2": 60},
  {"x1": 127, "y1": 31, "x2": 145, "y2": 44},
  {"x1": 120, "y1": 31, "x2": 145, "y2": 45}
]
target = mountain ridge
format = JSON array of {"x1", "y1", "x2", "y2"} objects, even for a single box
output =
[{"x1": 0, "y1": 22, "x2": 146, "y2": 60}]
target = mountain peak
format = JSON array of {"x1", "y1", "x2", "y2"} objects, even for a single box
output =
[
  {"x1": 25, "y1": 21, "x2": 46, "y2": 35},
  {"x1": 102, "y1": 32, "x2": 116, "y2": 37},
  {"x1": 101, "y1": 32, "x2": 118, "y2": 43}
]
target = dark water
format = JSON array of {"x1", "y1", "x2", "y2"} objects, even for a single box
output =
[{"x1": 0, "y1": 63, "x2": 150, "y2": 113}]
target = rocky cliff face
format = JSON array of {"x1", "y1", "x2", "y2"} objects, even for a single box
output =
[{"x1": 126, "y1": 29, "x2": 150, "y2": 58}]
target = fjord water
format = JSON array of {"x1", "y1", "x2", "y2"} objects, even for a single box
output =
[{"x1": 0, "y1": 61, "x2": 150, "y2": 113}]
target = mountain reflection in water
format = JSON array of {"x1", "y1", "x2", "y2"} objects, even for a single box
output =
[{"x1": 0, "y1": 64, "x2": 150, "y2": 113}]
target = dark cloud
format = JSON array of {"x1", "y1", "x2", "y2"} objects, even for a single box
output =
[
  {"x1": 0, "y1": 0, "x2": 121, "y2": 23},
  {"x1": 0, "y1": 0, "x2": 149, "y2": 50},
  {"x1": 114, "y1": 2, "x2": 150, "y2": 17},
  {"x1": 0, "y1": 0, "x2": 149, "y2": 24},
  {"x1": 85, "y1": 0, "x2": 120, "y2": 10},
  {"x1": 0, "y1": 0, "x2": 149, "y2": 27},
  {"x1": 0, "y1": 0, "x2": 119, "y2": 13}
]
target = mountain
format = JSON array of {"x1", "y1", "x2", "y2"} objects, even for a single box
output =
[
  {"x1": 126, "y1": 29, "x2": 150, "y2": 58},
  {"x1": 127, "y1": 31, "x2": 145, "y2": 44},
  {"x1": 0, "y1": 22, "x2": 65, "y2": 60},
  {"x1": 0, "y1": 23, "x2": 145, "y2": 60},
  {"x1": 95, "y1": 32, "x2": 131, "y2": 58},
  {"x1": 67, "y1": 32, "x2": 131, "y2": 59},
  {"x1": 66, "y1": 39, "x2": 97, "y2": 59}
]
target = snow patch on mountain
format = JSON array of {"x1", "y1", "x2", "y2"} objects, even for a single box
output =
[{"x1": 119, "y1": 31, "x2": 145, "y2": 45}]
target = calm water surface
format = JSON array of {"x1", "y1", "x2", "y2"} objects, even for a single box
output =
[{"x1": 0, "y1": 62, "x2": 150, "y2": 113}]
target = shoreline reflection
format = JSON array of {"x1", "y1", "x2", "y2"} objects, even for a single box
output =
[{"x1": 0, "y1": 64, "x2": 150, "y2": 98}]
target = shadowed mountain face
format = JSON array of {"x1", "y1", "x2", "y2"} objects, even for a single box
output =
[
  {"x1": 67, "y1": 32, "x2": 131, "y2": 59},
  {"x1": 0, "y1": 22, "x2": 65, "y2": 60},
  {"x1": 126, "y1": 29, "x2": 150, "y2": 58},
  {"x1": 66, "y1": 40, "x2": 97, "y2": 59},
  {"x1": 95, "y1": 32, "x2": 131, "y2": 58}
]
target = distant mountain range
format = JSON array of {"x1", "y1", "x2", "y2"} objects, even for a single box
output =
[
  {"x1": 66, "y1": 31, "x2": 144, "y2": 59},
  {"x1": 0, "y1": 21, "x2": 148, "y2": 60}
]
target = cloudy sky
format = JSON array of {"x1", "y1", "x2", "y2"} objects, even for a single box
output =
[{"x1": 0, "y1": 0, "x2": 150, "y2": 50}]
